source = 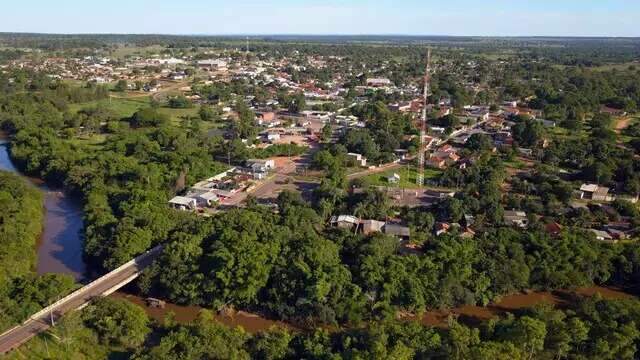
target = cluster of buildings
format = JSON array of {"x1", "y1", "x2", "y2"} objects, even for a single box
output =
[
  {"x1": 426, "y1": 144, "x2": 462, "y2": 170},
  {"x1": 501, "y1": 203, "x2": 635, "y2": 244},
  {"x1": 330, "y1": 215, "x2": 411, "y2": 241},
  {"x1": 577, "y1": 183, "x2": 638, "y2": 204},
  {"x1": 168, "y1": 160, "x2": 276, "y2": 212},
  {"x1": 6, "y1": 53, "x2": 231, "y2": 90}
]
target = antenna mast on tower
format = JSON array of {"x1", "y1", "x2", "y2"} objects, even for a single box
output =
[{"x1": 417, "y1": 48, "x2": 432, "y2": 187}]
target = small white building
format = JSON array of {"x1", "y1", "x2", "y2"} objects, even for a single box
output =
[
  {"x1": 253, "y1": 171, "x2": 268, "y2": 180},
  {"x1": 197, "y1": 59, "x2": 228, "y2": 71},
  {"x1": 169, "y1": 196, "x2": 197, "y2": 211},
  {"x1": 579, "y1": 184, "x2": 611, "y2": 202},
  {"x1": 159, "y1": 58, "x2": 185, "y2": 66},
  {"x1": 247, "y1": 159, "x2": 275, "y2": 172},
  {"x1": 387, "y1": 173, "x2": 401, "y2": 184},
  {"x1": 361, "y1": 219, "x2": 386, "y2": 235},
  {"x1": 347, "y1": 153, "x2": 367, "y2": 167},
  {"x1": 330, "y1": 215, "x2": 360, "y2": 229},
  {"x1": 195, "y1": 192, "x2": 219, "y2": 208},
  {"x1": 170, "y1": 72, "x2": 186, "y2": 80},
  {"x1": 267, "y1": 133, "x2": 281, "y2": 143},
  {"x1": 504, "y1": 210, "x2": 528, "y2": 228},
  {"x1": 591, "y1": 229, "x2": 615, "y2": 243},
  {"x1": 301, "y1": 111, "x2": 332, "y2": 121},
  {"x1": 394, "y1": 149, "x2": 409, "y2": 160},
  {"x1": 247, "y1": 159, "x2": 275, "y2": 179}
]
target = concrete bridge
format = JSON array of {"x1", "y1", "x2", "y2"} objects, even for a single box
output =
[{"x1": 0, "y1": 245, "x2": 163, "y2": 355}]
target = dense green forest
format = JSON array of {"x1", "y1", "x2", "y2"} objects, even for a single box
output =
[
  {"x1": 0, "y1": 171, "x2": 76, "y2": 332},
  {"x1": 0, "y1": 171, "x2": 42, "y2": 281},
  {"x1": 1, "y1": 36, "x2": 640, "y2": 358},
  {"x1": 1, "y1": 49, "x2": 640, "y2": 322},
  {"x1": 4, "y1": 295, "x2": 640, "y2": 360}
]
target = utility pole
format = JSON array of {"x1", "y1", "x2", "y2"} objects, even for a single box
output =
[{"x1": 417, "y1": 48, "x2": 432, "y2": 187}]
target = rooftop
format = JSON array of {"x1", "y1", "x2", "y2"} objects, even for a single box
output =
[{"x1": 169, "y1": 196, "x2": 196, "y2": 206}]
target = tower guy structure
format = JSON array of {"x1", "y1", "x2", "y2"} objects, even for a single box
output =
[{"x1": 416, "y1": 48, "x2": 432, "y2": 187}]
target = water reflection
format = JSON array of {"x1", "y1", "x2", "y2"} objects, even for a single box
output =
[{"x1": 0, "y1": 140, "x2": 86, "y2": 281}]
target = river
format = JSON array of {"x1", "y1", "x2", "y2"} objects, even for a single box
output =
[
  {"x1": 0, "y1": 137, "x2": 636, "y2": 333},
  {"x1": 0, "y1": 139, "x2": 86, "y2": 281},
  {"x1": 110, "y1": 286, "x2": 634, "y2": 333}
]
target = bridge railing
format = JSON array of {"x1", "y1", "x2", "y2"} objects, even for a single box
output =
[{"x1": 27, "y1": 245, "x2": 164, "y2": 322}]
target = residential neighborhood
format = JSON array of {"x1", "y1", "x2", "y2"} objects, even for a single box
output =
[{"x1": 2, "y1": 22, "x2": 640, "y2": 359}]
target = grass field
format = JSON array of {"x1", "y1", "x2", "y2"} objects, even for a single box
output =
[
  {"x1": 68, "y1": 133, "x2": 107, "y2": 146},
  {"x1": 109, "y1": 45, "x2": 166, "y2": 59},
  {"x1": 158, "y1": 107, "x2": 200, "y2": 124},
  {"x1": 363, "y1": 167, "x2": 442, "y2": 189},
  {"x1": 69, "y1": 97, "x2": 151, "y2": 119},
  {"x1": 69, "y1": 96, "x2": 207, "y2": 128},
  {"x1": 548, "y1": 125, "x2": 591, "y2": 141}
]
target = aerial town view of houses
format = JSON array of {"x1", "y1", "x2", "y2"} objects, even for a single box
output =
[
  {"x1": 14, "y1": 42, "x2": 635, "y2": 246},
  {"x1": 2, "y1": 18, "x2": 640, "y2": 358}
]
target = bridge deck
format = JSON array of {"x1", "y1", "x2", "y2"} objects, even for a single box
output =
[{"x1": 0, "y1": 246, "x2": 162, "y2": 354}]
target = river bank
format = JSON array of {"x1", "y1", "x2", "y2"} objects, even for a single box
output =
[
  {"x1": 110, "y1": 292, "x2": 296, "y2": 333},
  {"x1": 110, "y1": 285, "x2": 636, "y2": 334},
  {"x1": 0, "y1": 137, "x2": 86, "y2": 281},
  {"x1": 414, "y1": 286, "x2": 634, "y2": 328},
  {"x1": 0, "y1": 136, "x2": 636, "y2": 336}
]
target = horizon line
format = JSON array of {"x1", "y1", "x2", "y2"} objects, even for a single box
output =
[{"x1": 0, "y1": 32, "x2": 638, "y2": 40}]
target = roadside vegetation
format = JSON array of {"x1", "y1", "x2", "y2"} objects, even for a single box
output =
[
  {"x1": 1, "y1": 34, "x2": 640, "y2": 358},
  {"x1": 4, "y1": 295, "x2": 640, "y2": 360}
]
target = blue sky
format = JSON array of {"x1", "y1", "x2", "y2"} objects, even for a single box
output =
[{"x1": 1, "y1": 0, "x2": 638, "y2": 37}]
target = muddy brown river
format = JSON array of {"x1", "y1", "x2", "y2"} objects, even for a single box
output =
[
  {"x1": 0, "y1": 139, "x2": 86, "y2": 281},
  {"x1": 0, "y1": 137, "x2": 635, "y2": 334},
  {"x1": 110, "y1": 285, "x2": 635, "y2": 333}
]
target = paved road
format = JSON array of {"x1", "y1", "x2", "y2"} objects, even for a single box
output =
[
  {"x1": 0, "y1": 246, "x2": 162, "y2": 355},
  {"x1": 222, "y1": 159, "x2": 298, "y2": 207}
]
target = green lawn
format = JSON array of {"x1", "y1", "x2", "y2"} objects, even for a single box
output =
[
  {"x1": 69, "y1": 97, "x2": 209, "y2": 129},
  {"x1": 69, "y1": 97, "x2": 151, "y2": 119},
  {"x1": 548, "y1": 126, "x2": 591, "y2": 141},
  {"x1": 68, "y1": 134, "x2": 108, "y2": 148},
  {"x1": 158, "y1": 107, "x2": 199, "y2": 125},
  {"x1": 363, "y1": 167, "x2": 442, "y2": 189},
  {"x1": 109, "y1": 45, "x2": 166, "y2": 59}
]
